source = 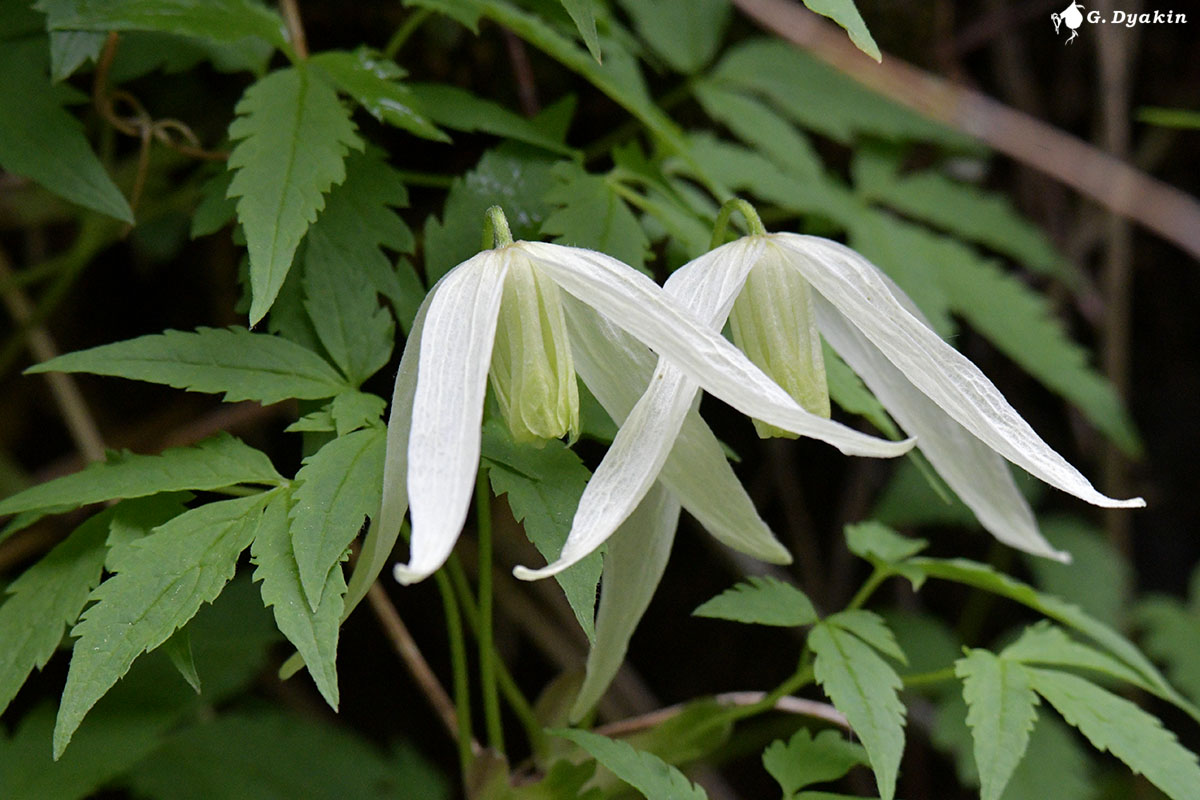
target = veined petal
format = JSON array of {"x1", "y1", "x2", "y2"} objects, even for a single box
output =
[
  {"x1": 774, "y1": 233, "x2": 1143, "y2": 509},
  {"x1": 571, "y1": 483, "x2": 680, "y2": 721},
  {"x1": 817, "y1": 299, "x2": 1068, "y2": 562},
  {"x1": 663, "y1": 237, "x2": 764, "y2": 325},
  {"x1": 559, "y1": 298, "x2": 787, "y2": 565},
  {"x1": 396, "y1": 252, "x2": 509, "y2": 584},
  {"x1": 519, "y1": 241, "x2": 912, "y2": 458},
  {"x1": 345, "y1": 291, "x2": 433, "y2": 612}
]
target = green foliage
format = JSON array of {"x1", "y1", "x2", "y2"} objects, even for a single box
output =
[
  {"x1": 251, "y1": 490, "x2": 343, "y2": 709},
  {"x1": 543, "y1": 162, "x2": 651, "y2": 272},
  {"x1": 310, "y1": 48, "x2": 445, "y2": 141},
  {"x1": 0, "y1": 433, "x2": 279, "y2": 516},
  {"x1": 127, "y1": 710, "x2": 446, "y2": 800},
  {"x1": 482, "y1": 418, "x2": 601, "y2": 641},
  {"x1": 28, "y1": 327, "x2": 353, "y2": 403},
  {"x1": 810, "y1": 615, "x2": 906, "y2": 800},
  {"x1": 289, "y1": 427, "x2": 384, "y2": 611},
  {"x1": 553, "y1": 728, "x2": 708, "y2": 800},
  {"x1": 799, "y1": 0, "x2": 880, "y2": 61},
  {"x1": 408, "y1": 83, "x2": 575, "y2": 155},
  {"x1": 227, "y1": 64, "x2": 363, "y2": 324},
  {"x1": 557, "y1": 0, "x2": 602, "y2": 62},
  {"x1": 1025, "y1": 665, "x2": 1200, "y2": 800},
  {"x1": 1135, "y1": 564, "x2": 1200, "y2": 702},
  {"x1": 617, "y1": 0, "x2": 731, "y2": 74},
  {"x1": 956, "y1": 649, "x2": 1038, "y2": 800},
  {"x1": 0, "y1": 40, "x2": 133, "y2": 222},
  {"x1": 42, "y1": 0, "x2": 290, "y2": 51},
  {"x1": 693, "y1": 576, "x2": 818, "y2": 627},
  {"x1": 54, "y1": 492, "x2": 271, "y2": 757},
  {"x1": 762, "y1": 728, "x2": 869, "y2": 798},
  {"x1": 0, "y1": 510, "x2": 110, "y2": 715}
]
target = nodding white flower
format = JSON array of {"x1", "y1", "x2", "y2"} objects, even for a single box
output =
[
  {"x1": 381, "y1": 209, "x2": 912, "y2": 586},
  {"x1": 517, "y1": 226, "x2": 1143, "y2": 577}
]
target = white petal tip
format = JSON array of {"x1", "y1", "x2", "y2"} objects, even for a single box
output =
[
  {"x1": 393, "y1": 562, "x2": 430, "y2": 586},
  {"x1": 1105, "y1": 496, "x2": 1146, "y2": 509},
  {"x1": 848, "y1": 435, "x2": 916, "y2": 458},
  {"x1": 513, "y1": 563, "x2": 563, "y2": 582}
]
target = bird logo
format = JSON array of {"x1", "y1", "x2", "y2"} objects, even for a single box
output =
[{"x1": 1051, "y1": 1, "x2": 1086, "y2": 43}]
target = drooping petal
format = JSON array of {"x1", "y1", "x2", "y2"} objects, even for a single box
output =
[
  {"x1": 344, "y1": 290, "x2": 434, "y2": 613},
  {"x1": 774, "y1": 233, "x2": 1143, "y2": 509},
  {"x1": 395, "y1": 252, "x2": 509, "y2": 584},
  {"x1": 519, "y1": 241, "x2": 913, "y2": 458},
  {"x1": 817, "y1": 298, "x2": 1069, "y2": 562},
  {"x1": 560, "y1": 297, "x2": 787, "y2": 563},
  {"x1": 662, "y1": 237, "x2": 765, "y2": 325},
  {"x1": 571, "y1": 483, "x2": 680, "y2": 721}
]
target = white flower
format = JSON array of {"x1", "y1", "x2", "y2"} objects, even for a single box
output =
[
  {"x1": 380, "y1": 233, "x2": 912, "y2": 586},
  {"x1": 515, "y1": 233, "x2": 1144, "y2": 577}
]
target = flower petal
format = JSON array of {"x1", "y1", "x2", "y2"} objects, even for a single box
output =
[
  {"x1": 345, "y1": 291, "x2": 434, "y2": 612},
  {"x1": 519, "y1": 241, "x2": 913, "y2": 458},
  {"x1": 662, "y1": 237, "x2": 764, "y2": 325},
  {"x1": 817, "y1": 299, "x2": 1069, "y2": 562},
  {"x1": 527, "y1": 298, "x2": 787, "y2": 576},
  {"x1": 395, "y1": 252, "x2": 509, "y2": 584},
  {"x1": 570, "y1": 483, "x2": 680, "y2": 721},
  {"x1": 774, "y1": 233, "x2": 1143, "y2": 509}
]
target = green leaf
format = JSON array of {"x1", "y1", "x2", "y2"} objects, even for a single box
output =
[
  {"x1": 1001, "y1": 621, "x2": 1150, "y2": 691},
  {"x1": 852, "y1": 149, "x2": 1066, "y2": 279},
  {"x1": 126, "y1": 710, "x2": 447, "y2": 800},
  {"x1": 809, "y1": 620, "x2": 905, "y2": 800},
  {"x1": 44, "y1": 0, "x2": 289, "y2": 51},
  {"x1": 161, "y1": 628, "x2": 201, "y2": 694},
  {"x1": 423, "y1": 146, "x2": 557, "y2": 285},
  {"x1": 693, "y1": 80, "x2": 823, "y2": 182},
  {"x1": 303, "y1": 234, "x2": 395, "y2": 387},
  {"x1": 0, "y1": 510, "x2": 110, "y2": 715},
  {"x1": 616, "y1": 0, "x2": 730, "y2": 73},
  {"x1": 1026, "y1": 665, "x2": 1200, "y2": 800},
  {"x1": 558, "y1": 0, "x2": 601, "y2": 62},
  {"x1": 997, "y1": 713, "x2": 1093, "y2": 800},
  {"x1": 907, "y1": 557, "x2": 1197, "y2": 719},
  {"x1": 553, "y1": 728, "x2": 708, "y2": 800},
  {"x1": 227, "y1": 64, "x2": 363, "y2": 324},
  {"x1": 310, "y1": 48, "x2": 445, "y2": 141},
  {"x1": 800, "y1": 0, "x2": 879, "y2": 61},
  {"x1": 331, "y1": 391, "x2": 387, "y2": 436},
  {"x1": 302, "y1": 146, "x2": 422, "y2": 332},
  {"x1": 53, "y1": 492, "x2": 271, "y2": 758},
  {"x1": 104, "y1": 493, "x2": 193, "y2": 559},
  {"x1": 408, "y1": 83, "x2": 575, "y2": 155},
  {"x1": 542, "y1": 162, "x2": 650, "y2": 273},
  {"x1": 762, "y1": 728, "x2": 868, "y2": 797},
  {"x1": 290, "y1": 427, "x2": 384, "y2": 611},
  {"x1": 844, "y1": 521, "x2": 927, "y2": 563},
  {"x1": 826, "y1": 609, "x2": 906, "y2": 664},
  {"x1": 0, "y1": 40, "x2": 133, "y2": 222},
  {"x1": 0, "y1": 433, "x2": 279, "y2": 516},
  {"x1": 482, "y1": 419, "x2": 601, "y2": 642},
  {"x1": 1137, "y1": 106, "x2": 1200, "y2": 130},
  {"x1": 712, "y1": 39, "x2": 970, "y2": 148},
  {"x1": 693, "y1": 576, "x2": 817, "y2": 627},
  {"x1": 27, "y1": 327, "x2": 352, "y2": 404},
  {"x1": 47, "y1": 30, "x2": 105, "y2": 82},
  {"x1": 251, "y1": 490, "x2": 343, "y2": 709},
  {"x1": 956, "y1": 649, "x2": 1039, "y2": 800}
]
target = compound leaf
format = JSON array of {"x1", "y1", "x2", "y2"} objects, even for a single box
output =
[
  {"x1": 542, "y1": 162, "x2": 650, "y2": 273},
  {"x1": 290, "y1": 427, "x2": 384, "y2": 611},
  {"x1": 228, "y1": 65, "x2": 362, "y2": 324},
  {"x1": 28, "y1": 327, "x2": 351, "y2": 404},
  {"x1": 693, "y1": 576, "x2": 817, "y2": 627},
  {"x1": 810, "y1": 620, "x2": 905, "y2": 800},
  {"x1": 251, "y1": 491, "x2": 342, "y2": 709},
  {"x1": 53, "y1": 492, "x2": 271, "y2": 758},
  {"x1": 956, "y1": 649, "x2": 1038, "y2": 800},
  {"x1": 310, "y1": 48, "x2": 444, "y2": 141},
  {"x1": 0, "y1": 433, "x2": 280, "y2": 516},
  {"x1": 553, "y1": 728, "x2": 707, "y2": 800}
]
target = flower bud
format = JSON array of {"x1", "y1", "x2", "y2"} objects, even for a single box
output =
[
  {"x1": 728, "y1": 243, "x2": 830, "y2": 438},
  {"x1": 489, "y1": 249, "x2": 580, "y2": 444}
]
